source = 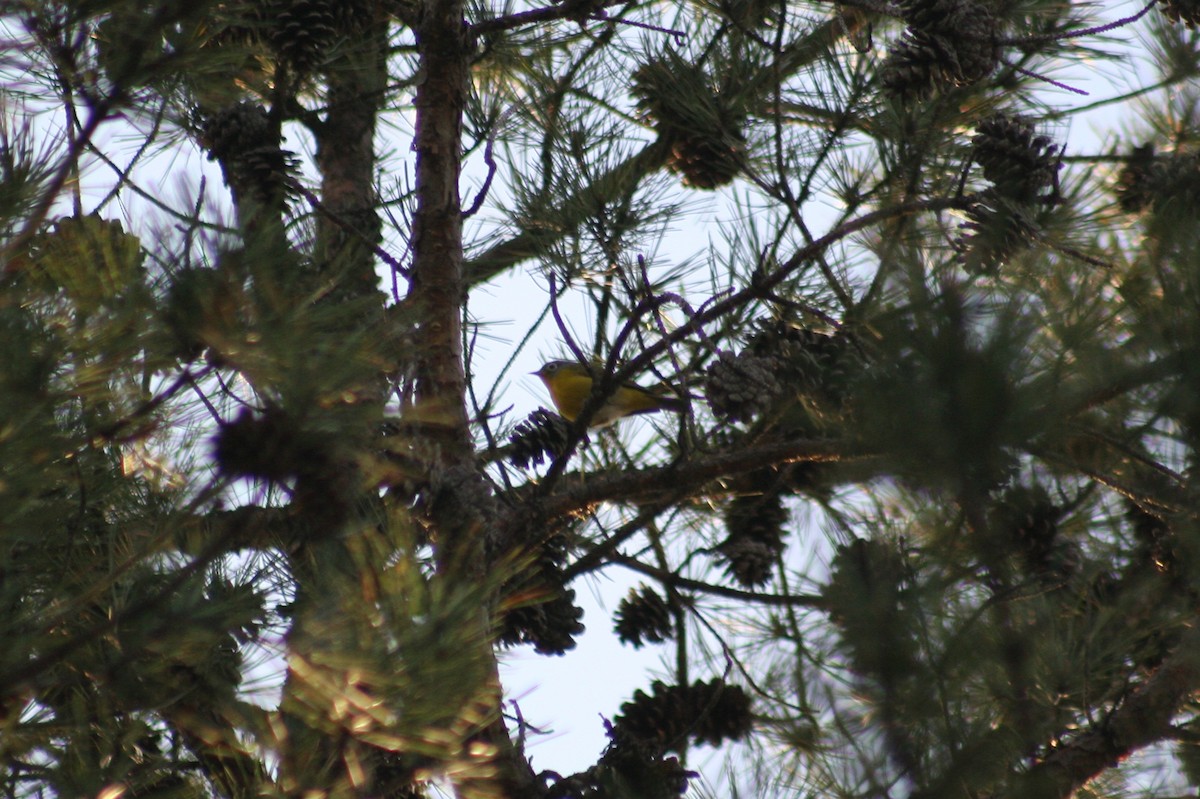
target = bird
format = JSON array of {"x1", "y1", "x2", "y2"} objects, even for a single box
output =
[{"x1": 533, "y1": 360, "x2": 686, "y2": 428}]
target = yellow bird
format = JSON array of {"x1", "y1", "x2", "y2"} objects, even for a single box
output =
[{"x1": 533, "y1": 360, "x2": 686, "y2": 428}]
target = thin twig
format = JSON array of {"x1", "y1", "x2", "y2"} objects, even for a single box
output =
[
  {"x1": 3, "y1": 100, "x2": 114, "y2": 269},
  {"x1": 596, "y1": 12, "x2": 687, "y2": 44},
  {"x1": 996, "y1": 0, "x2": 1159, "y2": 46},
  {"x1": 464, "y1": 108, "x2": 514, "y2": 218},
  {"x1": 94, "y1": 366, "x2": 211, "y2": 443},
  {"x1": 618, "y1": 196, "x2": 971, "y2": 382},
  {"x1": 611, "y1": 553, "x2": 827, "y2": 608},
  {"x1": 92, "y1": 101, "x2": 167, "y2": 213},
  {"x1": 1006, "y1": 62, "x2": 1089, "y2": 96},
  {"x1": 547, "y1": 272, "x2": 590, "y2": 365},
  {"x1": 469, "y1": 0, "x2": 627, "y2": 36},
  {"x1": 290, "y1": 178, "x2": 411, "y2": 277}
]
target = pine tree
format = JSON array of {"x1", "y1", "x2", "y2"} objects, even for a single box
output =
[{"x1": 3, "y1": 0, "x2": 1200, "y2": 797}]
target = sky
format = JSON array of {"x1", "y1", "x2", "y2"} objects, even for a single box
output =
[
  {"x1": 3, "y1": 0, "x2": 1188, "y2": 790},
  {"x1": 460, "y1": 4, "x2": 1162, "y2": 774}
]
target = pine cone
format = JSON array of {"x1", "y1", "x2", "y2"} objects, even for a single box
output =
[
  {"x1": 1161, "y1": 0, "x2": 1200, "y2": 27},
  {"x1": 214, "y1": 406, "x2": 316, "y2": 483},
  {"x1": 898, "y1": 0, "x2": 961, "y2": 30},
  {"x1": 705, "y1": 350, "x2": 784, "y2": 423},
  {"x1": 614, "y1": 586, "x2": 674, "y2": 648},
  {"x1": 630, "y1": 58, "x2": 679, "y2": 126},
  {"x1": 613, "y1": 681, "x2": 694, "y2": 753},
  {"x1": 717, "y1": 536, "x2": 776, "y2": 587},
  {"x1": 723, "y1": 491, "x2": 788, "y2": 550},
  {"x1": 498, "y1": 583, "x2": 585, "y2": 655},
  {"x1": 958, "y1": 190, "x2": 1039, "y2": 273},
  {"x1": 972, "y1": 114, "x2": 1062, "y2": 204},
  {"x1": 498, "y1": 534, "x2": 585, "y2": 655},
  {"x1": 990, "y1": 484, "x2": 1062, "y2": 575},
  {"x1": 507, "y1": 409, "x2": 577, "y2": 468},
  {"x1": 687, "y1": 678, "x2": 754, "y2": 748},
  {"x1": 162, "y1": 266, "x2": 237, "y2": 363},
  {"x1": 631, "y1": 51, "x2": 746, "y2": 189},
  {"x1": 880, "y1": 33, "x2": 948, "y2": 100},
  {"x1": 1113, "y1": 144, "x2": 1200, "y2": 216},
  {"x1": 824, "y1": 538, "x2": 915, "y2": 680},
  {"x1": 613, "y1": 679, "x2": 753, "y2": 754},
  {"x1": 548, "y1": 728, "x2": 698, "y2": 799},
  {"x1": 199, "y1": 102, "x2": 297, "y2": 204},
  {"x1": 598, "y1": 731, "x2": 696, "y2": 799},
  {"x1": 200, "y1": 102, "x2": 272, "y2": 165},
  {"x1": 1150, "y1": 150, "x2": 1200, "y2": 209},
  {"x1": 716, "y1": 489, "x2": 789, "y2": 587},
  {"x1": 952, "y1": 6, "x2": 1001, "y2": 83},
  {"x1": 881, "y1": 0, "x2": 998, "y2": 98},
  {"x1": 720, "y1": 0, "x2": 775, "y2": 29},
  {"x1": 241, "y1": 145, "x2": 300, "y2": 199},
  {"x1": 270, "y1": 0, "x2": 338, "y2": 72},
  {"x1": 1126, "y1": 500, "x2": 1180, "y2": 577},
  {"x1": 668, "y1": 131, "x2": 743, "y2": 189},
  {"x1": 1115, "y1": 143, "x2": 1159, "y2": 213},
  {"x1": 747, "y1": 320, "x2": 858, "y2": 406},
  {"x1": 958, "y1": 115, "x2": 1061, "y2": 271}
]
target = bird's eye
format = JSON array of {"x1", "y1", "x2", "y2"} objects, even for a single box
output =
[{"x1": 545, "y1": 363, "x2": 558, "y2": 374}]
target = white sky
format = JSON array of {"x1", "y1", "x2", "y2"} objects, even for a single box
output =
[{"x1": 2, "y1": 0, "x2": 1189, "y2": 790}]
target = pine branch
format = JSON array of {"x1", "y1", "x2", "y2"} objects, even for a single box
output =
[
  {"x1": 463, "y1": 7, "x2": 873, "y2": 287},
  {"x1": 509, "y1": 437, "x2": 857, "y2": 528},
  {"x1": 314, "y1": 30, "x2": 390, "y2": 298},
  {"x1": 607, "y1": 553, "x2": 827, "y2": 609},
  {"x1": 409, "y1": 2, "x2": 541, "y2": 796},
  {"x1": 470, "y1": 0, "x2": 632, "y2": 36},
  {"x1": 1012, "y1": 625, "x2": 1200, "y2": 799},
  {"x1": 409, "y1": 0, "x2": 474, "y2": 462}
]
